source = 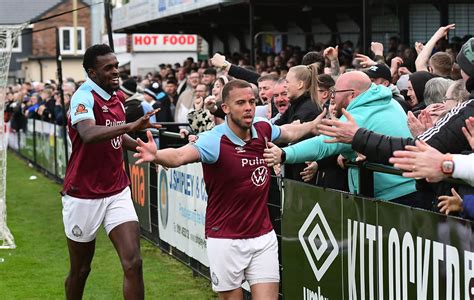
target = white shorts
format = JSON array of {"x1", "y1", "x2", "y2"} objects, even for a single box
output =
[
  {"x1": 207, "y1": 230, "x2": 280, "y2": 292},
  {"x1": 62, "y1": 187, "x2": 138, "y2": 243}
]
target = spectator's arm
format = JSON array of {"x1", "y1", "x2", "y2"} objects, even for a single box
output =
[
  {"x1": 323, "y1": 46, "x2": 340, "y2": 77},
  {"x1": 415, "y1": 24, "x2": 455, "y2": 72},
  {"x1": 352, "y1": 128, "x2": 416, "y2": 164},
  {"x1": 371, "y1": 42, "x2": 386, "y2": 64},
  {"x1": 452, "y1": 153, "x2": 474, "y2": 186}
]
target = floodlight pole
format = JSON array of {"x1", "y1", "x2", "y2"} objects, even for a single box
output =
[{"x1": 55, "y1": 27, "x2": 69, "y2": 166}]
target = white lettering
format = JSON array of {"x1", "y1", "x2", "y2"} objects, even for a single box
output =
[
  {"x1": 348, "y1": 219, "x2": 358, "y2": 300},
  {"x1": 446, "y1": 245, "x2": 460, "y2": 299},
  {"x1": 366, "y1": 224, "x2": 376, "y2": 300},
  {"x1": 432, "y1": 241, "x2": 444, "y2": 300},
  {"x1": 388, "y1": 228, "x2": 401, "y2": 300},
  {"x1": 241, "y1": 156, "x2": 265, "y2": 168},
  {"x1": 402, "y1": 232, "x2": 415, "y2": 300},
  {"x1": 464, "y1": 251, "x2": 474, "y2": 300},
  {"x1": 417, "y1": 237, "x2": 430, "y2": 300},
  {"x1": 360, "y1": 222, "x2": 365, "y2": 300},
  {"x1": 378, "y1": 226, "x2": 384, "y2": 300}
]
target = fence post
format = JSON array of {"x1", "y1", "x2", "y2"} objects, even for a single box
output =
[{"x1": 358, "y1": 161, "x2": 374, "y2": 197}]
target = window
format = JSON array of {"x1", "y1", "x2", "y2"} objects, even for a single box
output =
[
  {"x1": 59, "y1": 27, "x2": 85, "y2": 54},
  {"x1": 0, "y1": 30, "x2": 22, "y2": 53}
]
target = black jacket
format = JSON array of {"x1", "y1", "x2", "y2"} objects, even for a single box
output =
[
  {"x1": 352, "y1": 97, "x2": 474, "y2": 164},
  {"x1": 228, "y1": 65, "x2": 260, "y2": 85},
  {"x1": 275, "y1": 93, "x2": 321, "y2": 182},
  {"x1": 274, "y1": 93, "x2": 321, "y2": 126}
]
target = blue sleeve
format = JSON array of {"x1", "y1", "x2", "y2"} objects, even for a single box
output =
[
  {"x1": 70, "y1": 89, "x2": 95, "y2": 126},
  {"x1": 463, "y1": 195, "x2": 474, "y2": 220},
  {"x1": 141, "y1": 101, "x2": 156, "y2": 123},
  {"x1": 192, "y1": 127, "x2": 223, "y2": 164}
]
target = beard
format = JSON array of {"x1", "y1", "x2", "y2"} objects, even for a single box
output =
[{"x1": 229, "y1": 113, "x2": 253, "y2": 130}]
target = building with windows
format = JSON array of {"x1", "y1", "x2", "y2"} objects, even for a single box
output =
[
  {"x1": 112, "y1": 0, "x2": 474, "y2": 65},
  {"x1": 1, "y1": 0, "x2": 92, "y2": 84}
]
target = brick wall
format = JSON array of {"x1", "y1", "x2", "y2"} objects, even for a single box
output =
[{"x1": 32, "y1": 0, "x2": 91, "y2": 57}]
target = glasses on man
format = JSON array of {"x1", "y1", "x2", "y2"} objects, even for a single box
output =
[{"x1": 329, "y1": 89, "x2": 354, "y2": 98}]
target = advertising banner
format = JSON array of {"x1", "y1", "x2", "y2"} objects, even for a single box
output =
[
  {"x1": 127, "y1": 151, "x2": 151, "y2": 232},
  {"x1": 19, "y1": 119, "x2": 34, "y2": 161},
  {"x1": 34, "y1": 120, "x2": 55, "y2": 174},
  {"x1": 157, "y1": 163, "x2": 209, "y2": 266},
  {"x1": 132, "y1": 34, "x2": 197, "y2": 52},
  {"x1": 282, "y1": 179, "x2": 474, "y2": 299}
]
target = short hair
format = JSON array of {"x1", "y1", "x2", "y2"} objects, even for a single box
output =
[
  {"x1": 301, "y1": 51, "x2": 325, "y2": 73},
  {"x1": 429, "y1": 52, "x2": 453, "y2": 77},
  {"x1": 203, "y1": 68, "x2": 217, "y2": 76},
  {"x1": 317, "y1": 74, "x2": 335, "y2": 90},
  {"x1": 222, "y1": 79, "x2": 252, "y2": 103},
  {"x1": 257, "y1": 74, "x2": 279, "y2": 84},
  {"x1": 83, "y1": 44, "x2": 113, "y2": 72},
  {"x1": 424, "y1": 77, "x2": 453, "y2": 105},
  {"x1": 166, "y1": 78, "x2": 178, "y2": 85}
]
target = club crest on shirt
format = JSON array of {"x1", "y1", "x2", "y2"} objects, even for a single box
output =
[
  {"x1": 101, "y1": 105, "x2": 109, "y2": 113},
  {"x1": 74, "y1": 104, "x2": 88, "y2": 115}
]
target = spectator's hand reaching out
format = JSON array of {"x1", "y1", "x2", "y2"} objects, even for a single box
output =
[{"x1": 438, "y1": 188, "x2": 463, "y2": 215}]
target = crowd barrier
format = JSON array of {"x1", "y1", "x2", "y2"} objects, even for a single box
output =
[{"x1": 7, "y1": 119, "x2": 474, "y2": 298}]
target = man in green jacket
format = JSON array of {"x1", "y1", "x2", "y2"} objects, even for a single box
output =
[{"x1": 264, "y1": 71, "x2": 417, "y2": 202}]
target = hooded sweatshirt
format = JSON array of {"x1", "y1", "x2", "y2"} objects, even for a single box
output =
[
  {"x1": 283, "y1": 83, "x2": 416, "y2": 201},
  {"x1": 408, "y1": 71, "x2": 437, "y2": 111}
]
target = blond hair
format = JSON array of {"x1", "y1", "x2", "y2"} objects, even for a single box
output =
[{"x1": 289, "y1": 63, "x2": 320, "y2": 108}]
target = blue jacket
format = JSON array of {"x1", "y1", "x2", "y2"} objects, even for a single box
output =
[{"x1": 284, "y1": 83, "x2": 416, "y2": 201}]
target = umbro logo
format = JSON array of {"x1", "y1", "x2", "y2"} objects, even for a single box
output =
[
  {"x1": 235, "y1": 146, "x2": 246, "y2": 153},
  {"x1": 299, "y1": 203, "x2": 339, "y2": 281},
  {"x1": 102, "y1": 105, "x2": 109, "y2": 113}
]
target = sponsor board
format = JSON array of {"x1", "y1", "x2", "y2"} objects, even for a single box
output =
[
  {"x1": 283, "y1": 179, "x2": 474, "y2": 299},
  {"x1": 157, "y1": 163, "x2": 209, "y2": 266}
]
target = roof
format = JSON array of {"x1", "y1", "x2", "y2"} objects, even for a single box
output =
[{"x1": 0, "y1": 0, "x2": 63, "y2": 25}]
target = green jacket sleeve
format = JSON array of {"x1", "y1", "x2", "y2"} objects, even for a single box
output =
[{"x1": 284, "y1": 134, "x2": 353, "y2": 164}]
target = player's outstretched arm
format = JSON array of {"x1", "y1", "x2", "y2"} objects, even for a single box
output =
[
  {"x1": 134, "y1": 131, "x2": 200, "y2": 168},
  {"x1": 76, "y1": 109, "x2": 161, "y2": 144},
  {"x1": 277, "y1": 109, "x2": 326, "y2": 144}
]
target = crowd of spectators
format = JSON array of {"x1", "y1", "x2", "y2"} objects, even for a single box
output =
[{"x1": 6, "y1": 25, "x2": 474, "y2": 220}]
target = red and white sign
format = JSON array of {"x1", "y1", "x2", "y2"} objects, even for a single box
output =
[{"x1": 132, "y1": 34, "x2": 197, "y2": 52}]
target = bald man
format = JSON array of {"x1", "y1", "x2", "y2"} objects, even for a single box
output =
[{"x1": 264, "y1": 71, "x2": 417, "y2": 203}]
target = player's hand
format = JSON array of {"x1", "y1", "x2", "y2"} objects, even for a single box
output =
[
  {"x1": 263, "y1": 141, "x2": 283, "y2": 167},
  {"x1": 129, "y1": 108, "x2": 162, "y2": 132},
  {"x1": 134, "y1": 130, "x2": 158, "y2": 164}
]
